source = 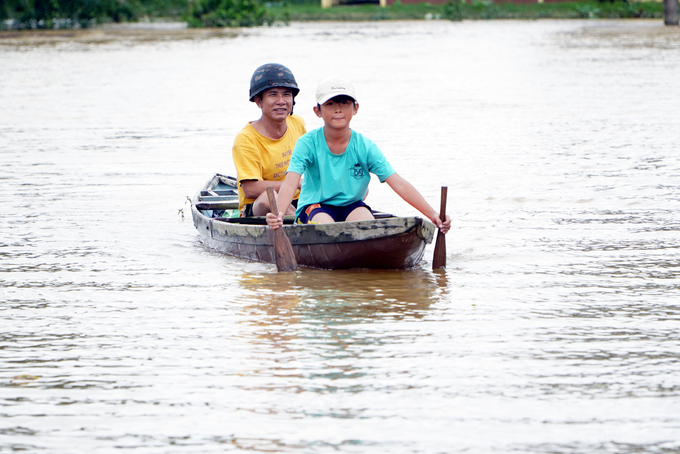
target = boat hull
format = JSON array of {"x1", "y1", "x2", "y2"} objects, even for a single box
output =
[{"x1": 191, "y1": 174, "x2": 435, "y2": 270}]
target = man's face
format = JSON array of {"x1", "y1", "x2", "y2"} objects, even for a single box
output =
[{"x1": 256, "y1": 87, "x2": 294, "y2": 121}]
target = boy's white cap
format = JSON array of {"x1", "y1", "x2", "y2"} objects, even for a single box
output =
[{"x1": 315, "y1": 77, "x2": 357, "y2": 105}]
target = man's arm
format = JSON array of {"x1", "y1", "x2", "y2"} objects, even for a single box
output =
[{"x1": 240, "y1": 179, "x2": 285, "y2": 200}]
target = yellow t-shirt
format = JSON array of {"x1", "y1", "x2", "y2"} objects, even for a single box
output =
[{"x1": 232, "y1": 114, "x2": 306, "y2": 212}]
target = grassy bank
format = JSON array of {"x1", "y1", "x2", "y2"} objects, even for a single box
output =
[
  {"x1": 1, "y1": 0, "x2": 664, "y2": 30},
  {"x1": 269, "y1": 0, "x2": 663, "y2": 22}
]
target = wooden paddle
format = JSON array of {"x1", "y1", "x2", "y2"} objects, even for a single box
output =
[
  {"x1": 432, "y1": 186, "x2": 448, "y2": 270},
  {"x1": 266, "y1": 187, "x2": 298, "y2": 272}
]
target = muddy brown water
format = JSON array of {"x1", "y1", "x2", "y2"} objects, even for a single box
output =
[{"x1": 1, "y1": 19, "x2": 679, "y2": 453}]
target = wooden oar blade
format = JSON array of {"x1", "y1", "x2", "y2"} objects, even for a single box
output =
[
  {"x1": 432, "y1": 186, "x2": 448, "y2": 270},
  {"x1": 273, "y1": 229, "x2": 298, "y2": 272},
  {"x1": 432, "y1": 232, "x2": 446, "y2": 270},
  {"x1": 266, "y1": 187, "x2": 298, "y2": 272}
]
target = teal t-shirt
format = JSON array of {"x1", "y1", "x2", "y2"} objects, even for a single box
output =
[{"x1": 288, "y1": 127, "x2": 396, "y2": 219}]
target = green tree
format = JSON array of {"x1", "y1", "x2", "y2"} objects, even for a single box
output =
[
  {"x1": 185, "y1": 0, "x2": 272, "y2": 27},
  {"x1": 443, "y1": 0, "x2": 463, "y2": 21}
]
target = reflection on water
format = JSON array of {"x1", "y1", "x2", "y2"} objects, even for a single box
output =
[
  {"x1": 1, "y1": 19, "x2": 680, "y2": 454},
  {"x1": 239, "y1": 269, "x2": 444, "y2": 322},
  {"x1": 234, "y1": 270, "x2": 445, "y2": 387}
]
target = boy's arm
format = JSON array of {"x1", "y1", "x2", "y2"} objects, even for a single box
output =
[
  {"x1": 386, "y1": 173, "x2": 451, "y2": 233},
  {"x1": 266, "y1": 172, "x2": 301, "y2": 229}
]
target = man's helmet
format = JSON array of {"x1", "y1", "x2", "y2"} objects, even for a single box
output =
[{"x1": 249, "y1": 63, "x2": 300, "y2": 102}]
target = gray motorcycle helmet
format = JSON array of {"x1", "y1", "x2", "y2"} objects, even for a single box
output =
[{"x1": 249, "y1": 63, "x2": 300, "y2": 103}]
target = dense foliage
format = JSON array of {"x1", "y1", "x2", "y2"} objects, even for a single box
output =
[
  {"x1": 1, "y1": 0, "x2": 188, "y2": 28},
  {"x1": 185, "y1": 0, "x2": 272, "y2": 27},
  {"x1": 1, "y1": 0, "x2": 135, "y2": 27}
]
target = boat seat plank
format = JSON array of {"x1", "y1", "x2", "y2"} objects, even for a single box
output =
[
  {"x1": 215, "y1": 216, "x2": 295, "y2": 225},
  {"x1": 195, "y1": 201, "x2": 239, "y2": 210}
]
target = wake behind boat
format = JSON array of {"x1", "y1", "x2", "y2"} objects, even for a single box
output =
[{"x1": 191, "y1": 174, "x2": 436, "y2": 270}]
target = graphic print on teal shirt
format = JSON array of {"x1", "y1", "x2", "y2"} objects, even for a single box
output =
[{"x1": 350, "y1": 163, "x2": 365, "y2": 180}]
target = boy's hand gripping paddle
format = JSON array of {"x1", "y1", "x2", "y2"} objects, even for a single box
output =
[
  {"x1": 266, "y1": 187, "x2": 298, "y2": 272},
  {"x1": 432, "y1": 186, "x2": 447, "y2": 270}
]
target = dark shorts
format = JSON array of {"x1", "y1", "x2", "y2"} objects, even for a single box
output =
[
  {"x1": 297, "y1": 200, "x2": 372, "y2": 224},
  {"x1": 242, "y1": 199, "x2": 297, "y2": 217}
]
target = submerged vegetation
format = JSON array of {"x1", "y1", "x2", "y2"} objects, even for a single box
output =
[{"x1": 0, "y1": 0, "x2": 664, "y2": 30}]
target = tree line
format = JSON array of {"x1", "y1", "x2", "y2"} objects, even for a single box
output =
[
  {"x1": 0, "y1": 0, "x2": 273, "y2": 28},
  {"x1": 1, "y1": 0, "x2": 663, "y2": 30}
]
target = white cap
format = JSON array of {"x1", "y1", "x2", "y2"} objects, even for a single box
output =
[{"x1": 315, "y1": 77, "x2": 357, "y2": 105}]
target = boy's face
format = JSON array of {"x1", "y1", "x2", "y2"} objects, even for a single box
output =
[
  {"x1": 314, "y1": 96, "x2": 358, "y2": 129},
  {"x1": 255, "y1": 87, "x2": 294, "y2": 121}
]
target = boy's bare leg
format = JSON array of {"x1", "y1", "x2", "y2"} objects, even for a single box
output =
[
  {"x1": 309, "y1": 212, "x2": 335, "y2": 224},
  {"x1": 345, "y1": 207, "x2": 374, "y2": 222}
]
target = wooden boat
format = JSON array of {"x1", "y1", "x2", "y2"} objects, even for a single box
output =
[{"x1": 191, "y1": 173, "x2": 436, "y2": 270}]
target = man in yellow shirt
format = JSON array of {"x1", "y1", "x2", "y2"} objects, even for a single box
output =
[{"x1": 232, "y1": 63, "x2": 306, "y2": 217}]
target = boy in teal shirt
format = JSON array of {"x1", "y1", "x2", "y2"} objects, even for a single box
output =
[{"x1": 267, "y1": 77, "x2": 451, "y2": 234}]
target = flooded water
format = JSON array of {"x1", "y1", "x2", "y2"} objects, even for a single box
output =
[{"x1": 2, "y1": 19, "x2": 680, "y2": 453}]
